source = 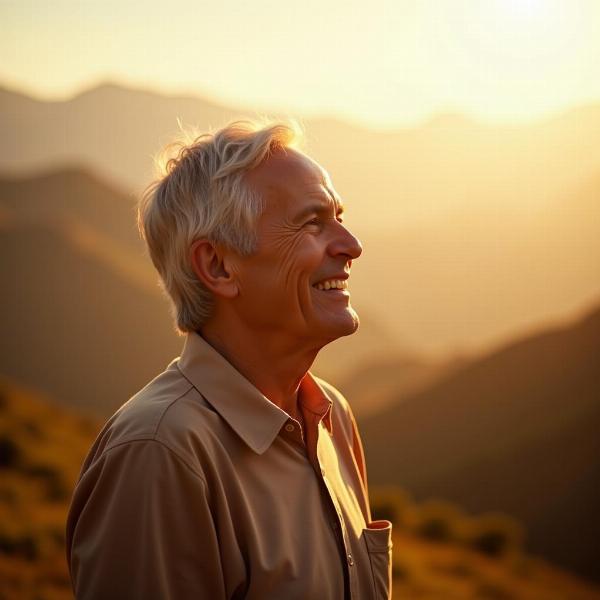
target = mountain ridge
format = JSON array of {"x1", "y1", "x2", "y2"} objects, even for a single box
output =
[{"x1": 359, "y1": 300, "x2": 600, "y2": 582}]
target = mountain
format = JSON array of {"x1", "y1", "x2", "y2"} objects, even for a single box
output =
[
  {"x1": 335, "y1": 353, "x2": 467, "y2": 418},
  {"x1": 2, "y1": 82, "x2": 600, "y2": 229},
  {"x1": 0, "y1": 83, "x2": 240, "y2": 196},
  {"x1": 0, "y1": 218, "x2": 182, "y2": 416},
  {"x1": 359, "y1": 301, "x2": 600, "y2": 582},
  {"x1": 0, "y1": 166, "x2": 141, "y2": 252},
  {"x1": 2, "y1": 82, "x2": 600, "y2": 356},
  {"x1": 351, "y1": 168, "x2": 600, "y2": 354},
  {"x1": 2, "y1": 157, "x2": 599, "y2": 359}
]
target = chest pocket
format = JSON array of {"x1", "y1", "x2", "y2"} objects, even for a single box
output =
[{"x1": 362, "y1": 520, "x2": 393, "y2": 600}]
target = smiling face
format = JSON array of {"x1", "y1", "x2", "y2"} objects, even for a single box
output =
[{"x1": 227, "y1": 148, "x2": 363, "y2": 349}]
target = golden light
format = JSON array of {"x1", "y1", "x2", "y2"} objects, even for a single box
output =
[
  {"x1": 500, "y1": 0, "x2": 548, "y2": 19},
  {"x1": 462, "y1": 0, "x2": 580, "y2": 66}
]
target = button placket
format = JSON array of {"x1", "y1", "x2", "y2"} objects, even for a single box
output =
[
  {"x1": 312, "y1": 417, "x2": 359, "y2": 596},
  {"x1": 283, "y1": 419, "x2": 306, "y2": 446},
  {"x1": 320, "y1": 472, "x2": 357, "y2": 592}
]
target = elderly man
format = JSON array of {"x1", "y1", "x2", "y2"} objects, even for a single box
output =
[{"x1": 66, "y1": 121, "x2": 392, "y2": 599}]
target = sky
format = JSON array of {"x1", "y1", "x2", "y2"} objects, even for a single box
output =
[{"x1": 2, "y1": 0, "x2": 600, "y2": 127}]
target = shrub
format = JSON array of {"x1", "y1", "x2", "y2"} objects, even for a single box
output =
[
  {"x1": 369, "y1": 485, "x2": 414, "y2": 528},
  {"x1": 24, "y1": 463, "x2": 71, "y2": 502},
  {"x1": 414, "y1": 499, "x2": 465, "y2": 543},
  {"x1": 0, "y1": 525, "x2": 40, "y2": 561},
  {"x1": 391, "y1": 556, "x2": 412, "y2": 581},
  {"x1": 0, "y1": 434, "x2": 22, "y2": 469},
  {"x1": 466, "y1": 512, "x2": 524, "y2": 558},
  {"x1": 0, "y1": 386, "x2": 8, "y2": 409},
  {"x1": 475, "y1": 579, "x2": 515, "y2": 599}
]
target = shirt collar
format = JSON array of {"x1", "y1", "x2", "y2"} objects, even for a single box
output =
[
  {"x1": 298, "y1": 371, "x2": 334, "y2": 435},
  {"x1": 176, "y1": 332, "x2": 333, "y2": 455}
]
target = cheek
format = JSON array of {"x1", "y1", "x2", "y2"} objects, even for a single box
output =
[{"x1": 271, "y1": 235, "x2": 321, "y2": 288}]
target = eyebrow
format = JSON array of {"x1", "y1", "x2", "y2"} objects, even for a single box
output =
[{"x1": 293, "y1": 199, "x2": 345, "y2": 223}]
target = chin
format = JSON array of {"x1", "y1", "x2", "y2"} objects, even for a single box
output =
[
  {"x1": 342, "y1": 309, "x2": 360, "y2": 336},
  {"x1": 319, "y1": 308, "x2": 360, "y2": 342}
]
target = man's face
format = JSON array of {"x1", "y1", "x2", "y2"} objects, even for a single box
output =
[{"x1": 228, "y1": 148, "x2": 363, "y2": 347}]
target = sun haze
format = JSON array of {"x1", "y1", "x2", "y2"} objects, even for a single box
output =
[{"x1": 1, "y1": 0, "x2": 599, "y2": 127}]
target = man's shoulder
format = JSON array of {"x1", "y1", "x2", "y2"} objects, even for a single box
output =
[
  {"x1": 110, "y1": 361, "x2": 196, "y2": 439},
  {"x1": 82, "y1": 360, "x2": 221, "y2": 473}
]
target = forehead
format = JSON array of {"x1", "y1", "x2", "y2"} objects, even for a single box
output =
[{"x1": 245, "y1": 148, "x2": 341, "y2": 214}]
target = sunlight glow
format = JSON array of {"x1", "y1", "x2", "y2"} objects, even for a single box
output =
[
  {"x1": 502, "y1": 0, "x2": 547, "y2": 19},
  {"x1": 0, "y1": 0, "x2": 597, "y2": 126}
]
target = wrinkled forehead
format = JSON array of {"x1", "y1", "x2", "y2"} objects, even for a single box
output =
[{"x1": 245, "y1": 148, "x2": 341, "y2": 212}]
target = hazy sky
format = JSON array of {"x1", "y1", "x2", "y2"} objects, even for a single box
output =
[{"x1": 2, "y1": 0, "x2": 600, "y2": 127}]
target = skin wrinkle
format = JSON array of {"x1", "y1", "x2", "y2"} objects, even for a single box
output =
[
  {"x1": 266, "y1": 224, "x2": 311, "y2": 326},
  {"x1": 244, "y1": 223, "x2": 307, "y2": 328},
  {"x1": 239, "y1": 171, "x2": 348, "y2": 337}
]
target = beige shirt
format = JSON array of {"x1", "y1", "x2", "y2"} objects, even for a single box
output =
[{"x1": 66, "y1": 332, "x2": 392, "y2": 599}]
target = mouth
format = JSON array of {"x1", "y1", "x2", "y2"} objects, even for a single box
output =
[{"x1": 312, "y1": 278, "x2": 349, "y2": 294}]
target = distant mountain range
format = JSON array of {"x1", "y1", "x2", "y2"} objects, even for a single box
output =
[
  {"x1": 1, "y1": 82, "x2": 599, "y2": 355},
  {"x1": 359, "y1": 301, "x2": 600, "y2": 582},
  {"x1": 2, "y1": 82, "x2": 600, "y2": 229}
]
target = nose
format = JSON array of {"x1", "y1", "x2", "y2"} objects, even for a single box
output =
[{"x1": 329, "y1": 221, "x2": 363, "y2": 261}]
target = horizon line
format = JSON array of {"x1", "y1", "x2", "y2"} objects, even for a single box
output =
[{"x1": 2, "y1": 76, "x2": 600, "y2": 132}]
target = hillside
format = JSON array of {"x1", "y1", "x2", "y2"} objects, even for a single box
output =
[
  {"x1": 0, "y1": 219, "x2": 182, "y2": 416},
  {"x1": 360, "y1": 301, "x2": 600, "y2": 582},
  {"x1": 0, "y1": 377, "x2": 98, "y2": 600},
  {"x1": 0, "y1": 166, "x2": 141, "y2": 252},
  {"x1": 336, "y1": 353, "x2": 467, "y2": 418},
  {"x1": 2, "y1": 377, "x2": 599, "y2": 600}
]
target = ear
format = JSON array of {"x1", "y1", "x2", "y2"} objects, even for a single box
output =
[{"x1": 190, "y1": 239, "x2": 239, "y2": 299}]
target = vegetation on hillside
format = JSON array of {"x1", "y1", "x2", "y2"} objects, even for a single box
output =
[
  {"x1": 370, "y1": 486, "x2": 600, "y2": 599},
  {"x1": 1, "y1": 377, "x2": 599, "y2": 599},
  {"x1": 0, "y1": 377, "x2": 97, "y2": 600}
]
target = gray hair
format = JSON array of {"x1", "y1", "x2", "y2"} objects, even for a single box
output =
[{"x1": 138, "y1": 119, "x2": 302, "y2": 333}]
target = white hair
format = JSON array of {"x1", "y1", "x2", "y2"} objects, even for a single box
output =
[{"x1": 138, "y1": 119, "x2": 302, "y2": 333}]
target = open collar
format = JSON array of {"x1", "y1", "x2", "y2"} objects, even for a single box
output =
[{"x1": 176, "y1": 332, "x2": 333, "y2": 455}]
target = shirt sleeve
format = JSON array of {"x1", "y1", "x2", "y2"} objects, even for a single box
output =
[{"x1": 66, "y1": 439, "x2": 227, "y2": 600}]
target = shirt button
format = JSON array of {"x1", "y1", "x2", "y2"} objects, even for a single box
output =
[
  {"x1": 347, "y1": 553, "x2": 354, "y2": 566},
  {"x1": 285, "y1": 423, "x2": 295, "y2": 432}
]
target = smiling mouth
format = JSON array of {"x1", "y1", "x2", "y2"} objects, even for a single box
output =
[{"x1": 312, "y1": 279, "x2": 348, "y2": 291}]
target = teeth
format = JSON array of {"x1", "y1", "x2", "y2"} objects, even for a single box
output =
[{"x1": 314, "y1": 279, "x2": 348, "y2": 291}]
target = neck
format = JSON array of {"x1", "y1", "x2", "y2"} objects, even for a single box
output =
[{"x1": 199, "y1": 319, "x2": 323, "y2": 420}]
